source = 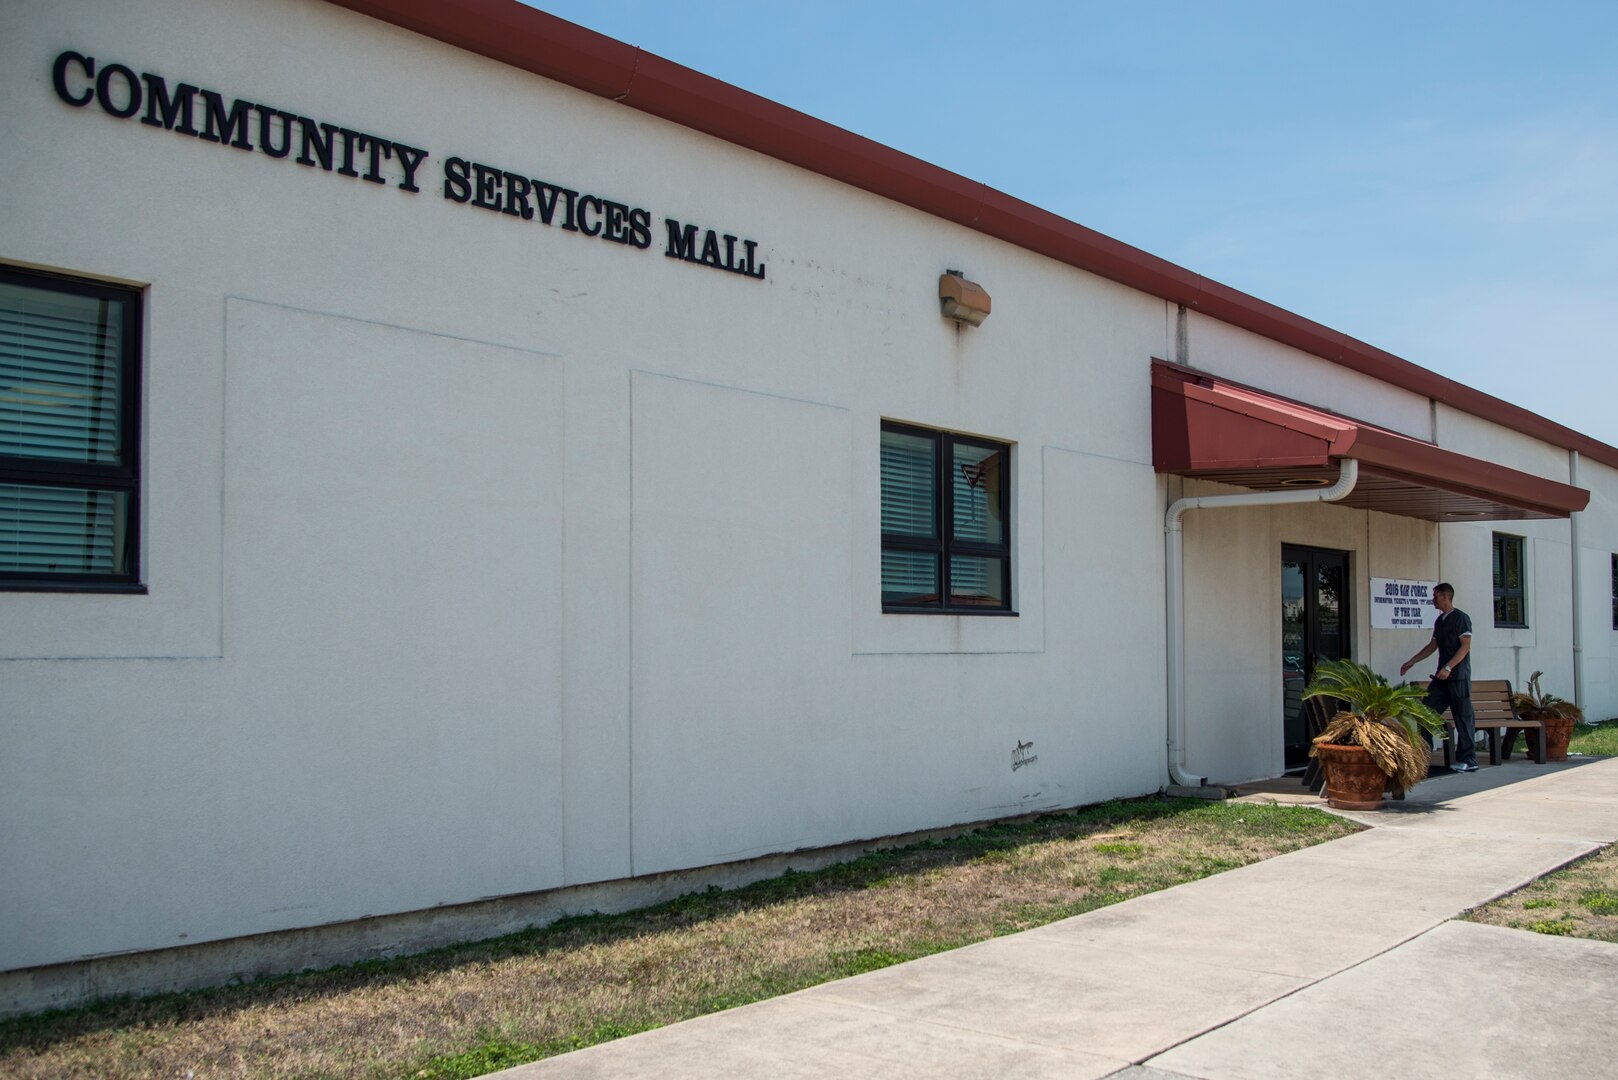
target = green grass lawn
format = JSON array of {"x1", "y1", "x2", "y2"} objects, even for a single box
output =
[
  {"x1": 1466, "y1": 842, "x2": 1618, "y2": 943},
  {"x1": 1466, "y1": 721, "x2": 1616, "y2": 944},
  {"x1": 0, "y1": 799, "x2": 1359, "y2": 1080},
  {"x1": 1569, "y1": 722, "x2": 1618, "y2": 757}
]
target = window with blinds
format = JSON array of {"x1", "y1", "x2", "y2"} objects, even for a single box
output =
[
  {"x1": 1492, "y1": 532, "x2": 1526, "y2": 628},
  {"x1": 880, "y1": 421, "x2": 1011, "y2": 613},
  {"x1": 0, "y1": 266, "x2": 141, "y2": 588}
]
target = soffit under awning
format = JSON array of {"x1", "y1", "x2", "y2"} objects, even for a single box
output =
[{"x1": 1150, "y1": 361, "x2": 1590, "y2": 522}]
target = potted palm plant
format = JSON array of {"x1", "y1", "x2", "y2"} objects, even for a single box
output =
[
  {"x1": 1511, "y1": 670, "x2": 1583, "y2": 761},
  {"x1": 1304, "y1": 658, "x2": 1446, "y2": 810}
]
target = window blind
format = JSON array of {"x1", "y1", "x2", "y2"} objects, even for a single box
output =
[
  {"x1": 0, "y1": 282, "x2": 124, "y2": 465},
  {"x1": 0, "y1": 270, "x2": 137, "y2": 584},
  {"x1": 0, "y1": 483, "x2": 127, "y2": 574},
  {"x1": 880, "y1": 430, "x2": 934, "y2": 538}
]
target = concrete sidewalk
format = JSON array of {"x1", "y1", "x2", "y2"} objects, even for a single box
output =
[{"x1": 505, "y1": 758, "x2": 1618, "y2": 1079}]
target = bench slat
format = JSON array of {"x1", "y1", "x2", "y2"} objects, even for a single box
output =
[{"x1": 1438, "y1": 678, "x2": 1547, "y2": 765}]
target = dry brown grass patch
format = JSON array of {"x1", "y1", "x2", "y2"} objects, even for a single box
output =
[{"x1": 0, "y1": 798, "x2": 1359, "y2": 1080}]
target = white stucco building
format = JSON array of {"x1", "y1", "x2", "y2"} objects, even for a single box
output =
[{"x1": 3, "y1": 0, "x2": 1615, "y2": 1015}]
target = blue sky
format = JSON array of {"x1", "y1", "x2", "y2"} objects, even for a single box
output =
[{"x1": 528, "y1": 2, "x2": 1618, "y2": 448}]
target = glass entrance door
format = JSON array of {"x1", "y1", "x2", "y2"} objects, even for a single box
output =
[{"x1": 1282, "y1": 545, "x2": 1350, "y2": 769}]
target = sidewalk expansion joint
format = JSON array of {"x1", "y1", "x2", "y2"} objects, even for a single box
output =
[{"x1": 1136, "y1": 920, "x2": 1449, "y2": 1067}]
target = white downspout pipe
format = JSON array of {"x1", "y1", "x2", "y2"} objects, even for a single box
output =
[
  {"x1": 1165, "y1": 458, "x2": 1360, "y2": 788},
  {"x1": 1570, "y1": 450, "x2": 1584, "y2": 708}
]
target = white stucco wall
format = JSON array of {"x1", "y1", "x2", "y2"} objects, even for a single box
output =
[
  {"x1": 1574, "y1": 458, "x2": 1618, "y2": 722},
  {"x1": 1184, "y1": 311, "x2": 1433, "y2": 439},
  {"x1": 0, "y1": 0, "x2": 1173, "y2": 971},
  {"x1": 1429, "y1": 452, "x2": 1618, "y2": 724},
  {"x1": 1435, "y1": 403, "x2": 1575, "y2": 483},
  {"x1": 1424, "y1": 404, "x2": 1609, "y2": 713}
]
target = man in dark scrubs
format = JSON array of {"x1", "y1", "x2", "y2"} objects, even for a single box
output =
[{"x1": 1399, "y1": 583, "x2": 1477, "y2": 772}]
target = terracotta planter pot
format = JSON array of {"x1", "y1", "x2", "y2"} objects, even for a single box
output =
[
  {"x1": 1314, "y1": 743, "x2": 1390, "y2": 810},
  {"x1": 1514, "y1": 718, "x2": 1579, "y2": 761},
  {"x1": 1543, "y1": 715, "x2": 1574, "y2": 761}
]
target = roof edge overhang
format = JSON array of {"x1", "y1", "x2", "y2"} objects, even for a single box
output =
[
  {"x1": 326, "y1": 0, "x2": 1618, "y2": 473},
  {"x1": 1151, "y1": 361, "x2": 1590, "y2": 521}
]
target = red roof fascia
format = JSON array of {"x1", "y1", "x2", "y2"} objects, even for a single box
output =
[{"x1": 324, "y1": 0, "x2": 1618, "y2": 473}]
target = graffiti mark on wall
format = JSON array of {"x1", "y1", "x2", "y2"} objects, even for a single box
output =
[{"x1": 1012, "y1": 740, "x2": 1038, "y2": 771}]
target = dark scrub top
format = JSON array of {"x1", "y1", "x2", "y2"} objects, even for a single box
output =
[{"x1": 1432, "y1": 608, "x2": 1472, "y2": 676}]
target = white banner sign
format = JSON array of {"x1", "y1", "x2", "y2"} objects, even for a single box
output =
[{"x1": 1371, "y1": 577, "x2": 1436, "y2": 630}]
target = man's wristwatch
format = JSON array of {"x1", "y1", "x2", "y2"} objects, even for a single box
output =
[{"x1": 1440, "y1": 665, "x2": 1450, "y2": 675}]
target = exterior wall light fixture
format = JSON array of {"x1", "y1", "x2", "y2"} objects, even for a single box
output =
[{"x1": 940, "y1": 270, "x2": 991, "y2": 326}]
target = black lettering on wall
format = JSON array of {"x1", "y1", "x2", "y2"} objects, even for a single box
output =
[
  {"x1": 198, "y1": 89, "x2": 253, "y2": 150},
  {"x1": 393, "y1": 143, "x2": 427, "y2": 193},
  {"x1": 52, "y1": 51, "x2": 94, "y2": 107},
  {"x1": 334, "y1": 128, "x2": 361, "y2": 177},
  {"x1": 534, "y1": 183, "x2": 570, "y2": 226},
  {"x1": 47, "y1": 50, "x2": 776, "y2": 265},
  {"x1": 257, "y1": 108, "x2": 295, "y2": 158},
  {"x1": 295, "y1": 117, "x2": 334, "y2": 170},
  {"x1": 443, "y1": 156, "x2": 472, "y2": 203},
  {"x1": 355, "y1": 134, "x2": 394, "y2": 183},
  {"x1": 628, "y1": 208, "x2": 653, "y2": 249},
  {"x1": 577, "y1": 195, "x2": 604, "y2": 236},
  {"x1": 558, "y1": 187, "x2": 581, "y2": 232},
  {"x1": 663, "y1": 218, "x2": 766, "y2": 279},
  {"x1": 142, "y1": 76, "x2": 199, "y2": 135},
  {"x1": 503, "y1": 173, "x2": 533, "y2": 218},
  {"x1": 439, "y1": 158, "x2": 660, "y2": 257},
  {"x1": 95, "y1": 63, "x2": 142, "y2": 119},
  {"x1": 471, "y1": 162, "x2": 501, "y2": 210},
  {"x1": 699, "y1": 230, "x2": 722, "y2": 267},
  {"x1": 51, "y1": 50, "x2": 429, "y2": 194},
  {"x1": 602, "y1": 201, "x2": 628, "y2": 244},
  {"x1": 665, "y1": 219, "x2": 699, "y2": 261}
]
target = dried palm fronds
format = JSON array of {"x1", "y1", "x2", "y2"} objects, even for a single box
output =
[
  {"x1": 1311, "y1": 712, "x2": 1431, "y2": 791},
  {"x1": 1304, "y1": 658, "x2": 1445, "y2": 791},
  {"x1": 1513, "y1": 670, "x2": 1585, "y2": 722}
]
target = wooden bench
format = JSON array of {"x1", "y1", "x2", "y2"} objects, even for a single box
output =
[
  {"x1": 1441, "y1": 678, "x2": 1546, "y2": 766},
  {"x1": 1299, "y1": 694, "x2": 1339, "y2": 795}
]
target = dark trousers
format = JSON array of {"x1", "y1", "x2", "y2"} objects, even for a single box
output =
[{"x1": 1426, "y1": 674, "x2": 1476, "y2": 767}]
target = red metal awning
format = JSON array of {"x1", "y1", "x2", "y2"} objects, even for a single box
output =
[{"x1": 1151, "y1": 362, "x2": 1590, "y2": 521}]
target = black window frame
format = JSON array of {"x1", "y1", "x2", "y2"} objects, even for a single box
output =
[
  {"x1": 1491, "y1": 531, "x2": 1527, "y2": 628},
  {"x1": 880, "y1": 420, "x2": 1014, "y2": 615},
  {"x1": 1611, "y1": 552, "x2": 1616, "y2": 632},
  {"x1": 0, "y1": 264, "x2": 144, "y2": 593}
]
